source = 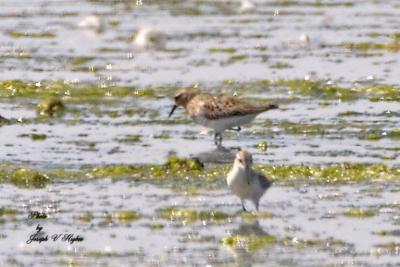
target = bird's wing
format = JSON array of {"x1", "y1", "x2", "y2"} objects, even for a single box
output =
[
  {"x1": 255, "y1": 172, "x2": 273, "y2": 190},
  {"x1": 190, "y1": 94, "x2": 270, "y2": 120}
]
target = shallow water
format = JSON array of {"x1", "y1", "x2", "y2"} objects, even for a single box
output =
[
  {"x1": 0, "y1": 0, "x2": 399, "y2": 266},
  {"x1": 0, "y1": 180, "x2": 399, "y2": 266}
]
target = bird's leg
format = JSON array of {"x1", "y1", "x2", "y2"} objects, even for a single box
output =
[
  {"x1": 254, "y1": 201, "x2": 259, "y2": 211},
  {"x1": 230, "y1": 126, "x2": 242, "y2": 132},
  {"x1": 214, "y1": 133, "x2": 223, "y2": 146},
  {"x1": 241, "y1": 200, "x2": 247, "y2": 212}
]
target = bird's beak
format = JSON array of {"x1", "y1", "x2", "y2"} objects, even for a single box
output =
[
  {"x1": 168, "y1": 105, "x2": 177, "y2": 118},
  {"x1": 245, "y1": 165, "x2": 251, "y2": 184}
]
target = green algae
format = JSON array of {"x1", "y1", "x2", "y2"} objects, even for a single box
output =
[
  {"x1": 165, "y1": 156, "x2": 204, "y2": 173},
  {"x1": 374, "y1": 242, "x2": 400, "y2": 255},
  {"x1": 29, "y1": 133, "x2": 47, "y2": 141},
  {"x1": 0, "y1": 208, "x2": 19, "y2": 217},
  {"x1": 109, "y1": 20, "x2": 120, "y2": 27},
  {"x1": 208, "y1": 48, "x2": 236, "y2": 53},
  {"x1": 257, "y1": 163, "x2": 400, "y2": 184},
  {"x1": 9, "y1": 168, "x2": 50, "y2": 189},
  {"x1": 227, "y1": 54, "x2": 247, "y2": 64},
  {"x1": 270, "y1": 62, "x2": 292, "y2": 69},
  {"x1": 157, "y1": 207, "x2": 230, "y2": 224},
  {"x1": 8, "y1": 31, "x2": 56, "y2": 38},
  {"x1": 153, "y1": 132, "x2": 171, "y2": 139},
  {"x1": 227, "y1": 79, "x2": 400, "y2": 102},
  {"x1": 0, "y1": 115, "x2": 10, "y2": 126},
  {"x1": 241, "y1": 211, "x2": 273, "y2": 220},
  {"x1": 149, "y1": 223, "x2": 165, "y2": 230},
  {"x1": 274, "y1": 79, "x2": 359, "y2": 101},
  {"x1": 0, "y1": 80, "x2": 166, "y2": 101},
  {"x1": 112, "y1": 210, "x2": 140, "y2": 222},
  {"x1": 257, "y1": 141, "x2": 267, "y2": 152},
  {"x1": 72, "y1": 57, "x2": 94, "y2": 65},
  {"x1": 222, "y1": 234, "x2": 277, "y2": 252},
  {"x1": 287, "y1": 237, "x2": 346, "y2": 249},
  {"x1": 37, "y1": 97, "x2": 65, "y2": 117},
  {"x1": 1, "y1": 80, "x2": 398, "y2": 104},
  {"x1": 375, "y1": 229, "x2": 400, "y2": 237},
  {"x1": 115, "y1": 134, "x2": 142, "y2": 144},
  {"x1": 344, "y1": 41, "x2": 400, "y2": 52},
  {"x1": 343, "y1": 208, "x2": 375, "y2": 218},
  {"x1": 338, "y1": 111, "x2": 363, "y2": 116},
  {"x1": 18, "y1": 133, "x2": 47, "y2": 141},
  {"x1": 74, "y1": 212, "x2": 94, "y2": 222},
  {"x1": 0, "y1": 156, "x2": 399, "y2": 189}
]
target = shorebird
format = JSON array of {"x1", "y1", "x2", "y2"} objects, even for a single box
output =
[
  {"x1": 168, "y1": 88, "x2": 278, "y2": 145},
  {"x1": 226, "y1": 149, "x2": 272, "y2": 211},
  {"x1": 134, "y1": 28, "x2": 166, "y2": 50},
  {"x1": 78, "y1": 15, "x2": 104, "y2": 31},
  {"x1": 239, "y1": 0, "x2": 256, "y2": 14}
]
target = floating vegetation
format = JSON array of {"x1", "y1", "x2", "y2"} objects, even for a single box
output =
[
  {"x1": 74, "y1": 212, "x2": 94, "y2": 223},
  {"x1": 343, "y1": 208, "x2": 375, "y2": 218},
  {"x1": 374, "y1": 229, "x2": 400, "y2": 237},
  {"x1": 18, "y1": 133, "x2": 47, "y2": 141},
  {"x1": 287, "y1": 237, "x2": 346, "y2": 249},
  {"x1": 0, "y1": 158, "x2": 399, "y2": 190},
  {"x1": 157, "y1": 207, "x2": 230, "y2": 224},
  {"x1": 8, "y1": 168, "x2": 50, "y2": 189},
  {"x1": 373, "y1": 242, "x2": 400, "y2": 255},
  {"x1": 115, "y1": 134, "x2": 142, "y2": 144},
  {"x1": 1, "y1": 80, "x2": 399, "y2": 104},
  {"x1": 344, "y1": 41, "x2": 400, "y2": 52},
  {"x1": 37, "y1": 97, "x2": 65, "y2": 117},
  {"x1": 153, "y1": 132, "x2": 171, "y2": 139},
  {"x1": 112, "y1": 211, "x2": 140, "y2": 222},
  {"x1": 8, "y1": 31, "x2": 56, "y2": 38},
  {"x1": 208, "y1": 47, "x2": 236, "y2": 53},
  {"x1": 222, "y1": 234, "x2": 277, "y2": 252},
  {"x1": 241, "y1": 211, "x2": 273, "y2": 220},
  {"x1": 257, "y1": 141, "x2": 267, "y2": 152},
  {"x1": 226, "y1": 54, "x2": 247, "y2": 64},
  {"x1": 0, "y1": 208, "x2": 19, "y2": 217},
  {"x1": 0, "y1": 115, "x2": 10, "y2": 126},
  {"x1": 270, "y1": 62, "x2": 293, "y2": 69},
  {"x1": 0, "y1": 80, "x2": 166, "y2": 101},
  {"x1": 72, "y1": 57, "x2": 94, "y2": 65},
  {"x1": 164, "y1": 156, "x2": 204, "y2": 173}
]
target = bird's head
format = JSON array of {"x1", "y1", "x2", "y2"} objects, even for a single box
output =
[
  {"x1": 234, "y1": 149, "x2": 253, "y2": 172},
  {"x1": 168, "y1": 88, "x2": 196, "y2": 117}
]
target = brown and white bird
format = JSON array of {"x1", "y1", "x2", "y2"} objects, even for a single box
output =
[
  {"x1": 168, "y1": 88, "x2": 278, "y2": 145},
  {"x1": 227, "y1": 149, "x2": 272, "y2": 211}
]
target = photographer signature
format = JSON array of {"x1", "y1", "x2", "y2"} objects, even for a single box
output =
[{"x1": 26, "y1": 224, "x2": 84, "y2": 244}]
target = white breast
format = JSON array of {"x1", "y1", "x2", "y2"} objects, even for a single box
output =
[{"x1": 227, "y1": 167, "x2": 252, "y2": 199}]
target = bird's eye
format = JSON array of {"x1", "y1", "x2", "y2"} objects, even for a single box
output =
[
  {"x1": 174, "y1": 95, "x2": 180, "y2": 101},
  {"x1": 238, "y1": 159, "x2": 243, "y2": 163}
]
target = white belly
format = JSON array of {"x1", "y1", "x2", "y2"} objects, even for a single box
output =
[
  {"x1": 227, "y1": 169, "x2": 252, "y2": 200},
  {"x1": 193, "y1": 114, "x2": 258, "y2": 133}
]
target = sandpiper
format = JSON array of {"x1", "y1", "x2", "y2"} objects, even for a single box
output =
[
  {"x1": 78, "y1": 15, "x2": 104, "y2": 31},
  {"x1": 226, "y1": 149, "x2": 272, "y2": 211},
  {"x1": 168, "y1": 88, "x2": 278, "y2": 145},
  {"x1": 134, "y1": 28, "x2": 166, "y2": 50},
  {"x1": 240, "y1": 0, "x2": 256, "y2": 14}
]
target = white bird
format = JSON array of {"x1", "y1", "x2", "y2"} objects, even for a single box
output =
[
  {"x1": 78, "y1": 15, "x2": 104, "y2": 31},
  {"x1": 227, "y1": 149, "x2": 272, "y2": 211},
  {"x1": 134, "y1": 28, "x2": 166, "y2": 50},
  {"x1": 239, "y1": 0, "x2": 256, "y2": 14},
  {"x1": 298, "y1": 33, "x2": 310, "y2": 45}
]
